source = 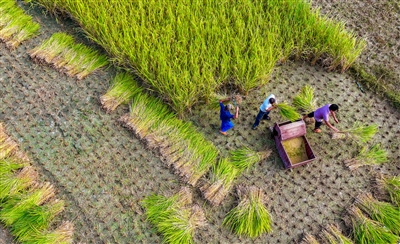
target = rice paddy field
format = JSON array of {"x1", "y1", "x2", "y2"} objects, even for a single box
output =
[{"x1": 0, "y1": 0, "x2": 399, "y2": 243}]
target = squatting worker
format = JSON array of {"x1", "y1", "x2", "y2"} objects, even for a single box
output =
[
  {"x1": 252, "y1": 94, "x2": 277, "y2": 130},
  {"x1": 303, "y1": 104, "x2": 340, "y2": 133},
  {"x1": 219, "y1": 97, "x2": 239, "y2": 135}
]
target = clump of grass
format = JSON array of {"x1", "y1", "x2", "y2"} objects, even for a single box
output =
[
  {"x1": 0, "y1": 164, "x2": 38, "y2": 201},
  {"x1": 340, "y1": 122, "x2": 378, "y2": 143},
  {"x1": 0, "y1": 0, "x2": 40, "y2": 48},
  {"x1": 200, "y1": 157, "x2": 240, "y2": 206},
  {"x1": 142, "y1": 188, "x2": 206, "y2": 244},
  {"x1": 223, "y1": 186, "x2": 272, "y2": 238},
  {"x1": 230, "y1": 147, "x2": 271, "y2": 173},
  {"x1": 348, "y1": 206, "x2": 399, "y2": 244},
  {"x1": 321, "y1": 224, "x2": 354, "y2": 244},
  {"x1": 276, "y1": 103, "x2": 301, "y2": 122},
  {"x1": 345, "y1": 144, "x2": 388, "y2": 170},
  {"x1": 376, "y1": 175, "x2": 400, "y2": 207},
  {"x1": 293, "y1": 85, "x2": 317, "y2": 111},
  {"x1": 29, "y1": 32, "x2": 108, "y2": 79},
  {"x1": 28, "y1": 221, "x2": 74, "y2": 244},
  {"x1": 300, "y1": 233, "x2": 319, "y2": 244},
  {"x1": 355, "y1": 193, "x2": 400, "y2": 235},
  {"x1": 100, "y1": 72, "x2": 143, "y2": 112}
]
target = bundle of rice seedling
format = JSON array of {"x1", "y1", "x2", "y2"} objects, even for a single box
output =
[
  {"x1": 230, "y1": 147, "x2": 271, "y2": 173},
  {"x1": 11, "y1": 199, "x2": 65, "y2": 241},
  {"x1": 293, "y1": 85, "x2": 317, "y2": 111},
  {"x1": 321, "y1": 224, "x2": 353, "y2": 244},
  {"x1": 100, "y1": 72, "x2": 143, "y2": 112},
  {"x1": 223, "y1": 186, "x2": 272, "y2": 238},
  {"x1": 277, "y1": 103, "x2": 301, "y2": 122},
  {"x1": 201, "y1": 157, "x2": 240, "y2": 206},
  {"x1": 300, "y1": 233, "x2": 319, "y2": 244},
  {"x1": 0, "y1": 164, "x2": 38, "y2": 201},
  {"x1": 345, "y1": 144, "x2": 388, "y2": 170},
  {"x1": 348, "y1": 206, "x2": 399, "y2": 244},
  {"x1": 231, "y1": 94, "x2": 243, "y2": 106},
  {"x1": 27, "y1": 221, "x2": 74, "y2": 244},
  {"x1": 142, "y1": 188, "x2": 204, "y2": 244},
  {"x1": 355, "y1": 193, "x2": 400, "y2": 235},
  {"x1": 339, "y1": 122, "x2": 378, "y2": 143},
  {"x1": 376, "y1": 175, "x2": 400, "y2": 207}
]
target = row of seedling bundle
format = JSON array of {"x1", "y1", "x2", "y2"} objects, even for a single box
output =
[
  {"x1": 0, "y1": 0, "x2": 40, "y2": 49},
  {"x1": 29, "y1": 32, "x2": 108, "y2": 80},
  {"x1": 0, "y1": 123, "x2": 73, "y2": 243},
  {"x1": 30, "y1": 0, "x2": 365, "y2": 115},
  {"x1": 109, "y1": 72, "x2": 219, "y2": 186}
]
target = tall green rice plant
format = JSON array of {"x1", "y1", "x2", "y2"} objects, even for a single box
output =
[
  {"x1": 345, "y1": 144, "x2": 388, "y2": 170},
  {"x1": 356, "y1": 193, "x2": 400, "y2": 235},
  {"x1": 100, "y1": 72, "x2": 143, "y2": 112},
  {"x1": 348, "y1": 206, "x2": 399, "y2": 244},
  {"x1": 293, "y1": 85, "x2": 317, "y2": 111},
  {"x1": 27, "y1": 221, "x2": 74, "y2": 244},
  {"x1": 0, "y1": 165, "x2": 38, "y2": 201},
  {"x1": 277, "y1": 103, "x2": 301, "y2": 122},
  {"x1": 223, "y1": 186, "x2": 272, "y2": 238}
]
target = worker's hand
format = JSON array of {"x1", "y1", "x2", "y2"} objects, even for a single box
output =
[
  {"x1": 334, "y1": 118, "x2": 339, "y2": 123},
  {"x1": 333, "y1": 127, "x2": 339, "y2": 133}
]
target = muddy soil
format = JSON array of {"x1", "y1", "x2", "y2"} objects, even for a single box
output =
[{"x1": 0, "y1": 1, "x2": 399, "y2": 243}]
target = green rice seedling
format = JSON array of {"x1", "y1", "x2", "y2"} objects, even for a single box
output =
[
  {"x1": 11, "y1": 199, "x2": 65, "y2": 241},
  {"x1": 355, "y1": 193, "x2": 400, "y2": 235},
  {"x1": 300, "y1": 233, "x2": 319, "y2": 244},
  {"x1": 100, "y1": 72, "x2": 143, "y2": 112},
  {"x1": 348, "y1": 206, "x2": 399, "y2": 244},
  {"x1": 223, "y1": 186, "x2": 272, "y2": 238},
  {"x1": 29, "y1": 32, "x2": 75, "y2": 63},
  {"x1": 321, "y1": 224, "x2": 353, "y2": 244},
  {"x1": 277, "y1": 102, "x2": 301, "y2": 122},
  {"x1": 0, "y1": 165, "x2": 38, "y2": 201},
  {"x1": 0, "y1": 182, "x2": 55, "y2": 226},
  {"x1": 142, "y1": 188, "x2": 204, "y2": 244},
  {"x1": 230, "y1": 147, "x2": 271, "y2": 173},
  {"x1": 27, "y1": 221, "x2": 74, "y2": 244},
  {"x1": 345, "y1": 144, "x2": 388, "y2": 170},
  {"x1": 0, "y1": 0, "x2": 40, "y2": 48},
  {"x1": 376, "y1": 175, "x2": 400, "y2": 207},
  {"x1": 201, "y1": 157, "x2": 240, "y2": 206},
  {"x1": 339, "y1": 122, "x2": 378, "y2": 144},
  {"x1": 293, "y1": 85, "x2": 317, "y2": 111}
]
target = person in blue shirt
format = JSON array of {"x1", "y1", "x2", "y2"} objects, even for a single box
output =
[
  {"x1": 219, "y1": 98, "x2": 239, "y2": 135},
  {"x1": 252, "y1": 94, "x2": 277, "y2": 130}
]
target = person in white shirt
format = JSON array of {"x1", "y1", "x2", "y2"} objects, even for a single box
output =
[{"x1": 252, "y1": 94, "x2": 277, "y2": 130}]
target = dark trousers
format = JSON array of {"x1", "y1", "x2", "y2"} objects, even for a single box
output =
[
  {"x1": 253, "y1": 110, "x2": 270, "y2": 127},
  {"x1": 307, "y1": 111, "x2": 323, "y2": 129}
]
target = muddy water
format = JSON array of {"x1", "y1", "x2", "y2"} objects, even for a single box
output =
[{"x1": 0, "y1": 1, "x2": 399, "y2": 244}]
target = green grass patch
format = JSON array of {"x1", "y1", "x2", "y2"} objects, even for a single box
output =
[
  {"x1": 345, "y1": 144, "x2": 388, "y2": 170},
  {"x1": 293, "y1": 85, "x2": 317, "y2": 112},
  {"x1": 377, "y1": 175, "x2": 400, "y2": 207},
  {"x1": 277, "y1": 103, "x2": 301, "y2": 122}
]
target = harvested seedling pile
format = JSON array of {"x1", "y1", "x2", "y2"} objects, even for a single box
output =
[
  {"x1": 277, "y1": 103, "x2": 301, "y2": 122},
  {"x1": 223, "y1": 185, "x2": 272, "y2": 238},
  {"x1": 293, "y1": 85, "x2": 317, "y2": 111},
  {"x1": 345, "y1": 144, "x2": 388, "y2": 170},
  {"x1": 142, "y1": 187, "x2": 206, "y2": 244}
]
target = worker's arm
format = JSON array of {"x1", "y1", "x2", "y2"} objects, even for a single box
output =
[
  {"x1": 331, "y1": 111, "x2": 339, "y2": 123},
  {"x1": 219, "y1": 97, "x2": 230, "y2": 103},
  {"x1": 266, "y1": 105, "x2": 276, "y2": 112},
  {"x1": 324, "y1": 120, "x2": 339, "y2": 132},
  {"x1": 233, "y1": 106, "x2": 239, "y2": 119}
]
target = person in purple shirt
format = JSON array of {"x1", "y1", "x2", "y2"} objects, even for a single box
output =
[
  {"x1": 219, "y1": 97, "x2": 239, "y2": 135},
  {"x1": 303, "y1": 104, "x2": 339, "y2": 133}
]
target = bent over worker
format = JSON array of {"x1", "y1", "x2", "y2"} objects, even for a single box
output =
[
  {"x1": 303, "y1": 104, "x2": 339, "y2": 133},
  {"x1": 219, "y1": 98, "x2": 239, "y2": 135}
]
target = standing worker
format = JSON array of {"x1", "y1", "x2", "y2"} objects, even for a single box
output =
[
  {"x1": 252, "y1": 94, "x2": 277, "y2": 130},
  {"x1": 219, "y1": 98, "x2": 239, "y2": 135},
  {"x1": 302, "y1": 104, "x2": 340, "y2": 133}
]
